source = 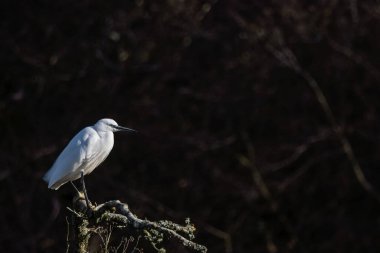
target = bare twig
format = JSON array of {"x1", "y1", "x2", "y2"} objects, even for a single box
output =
[
  {"x1": 328, "y1": 38, "x2": 380, "y2": 81},
  {"x1": 266, "y1": 42, "x2": 380, "y2": 202},
  {"x1": 203, "y1": 225, "x2": 232, "y2": 253},
  {"x1": 263, "y1": 130, "x2": 332, "y2": 173},
  {"x1": 66, "y1": 217, "x2": 70, "y2": 253},
  {"x1": 277, "y1": 150, "x2": 343, "y2": 192},
  {"x1": 349, "y1": 0, "x2": 359, "y2": 24},
  {"x1": 238, "y1": 132, "x2": 299, "y2": 249},
  {"x1": 238, "y1": 132, "x2": 276, "y2": 211}
]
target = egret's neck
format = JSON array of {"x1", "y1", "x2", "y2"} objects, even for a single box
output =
[
  {"x1": 97, "y1": 131, "x2": 114, "y2": 150},
  {"x1": 97, "y1": 130, "x2": 114, "y2": 139}
]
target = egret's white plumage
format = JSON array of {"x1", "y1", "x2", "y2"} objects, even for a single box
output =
[{"x1": 43, "y1": 118, "x2": 135, "y2": 190}]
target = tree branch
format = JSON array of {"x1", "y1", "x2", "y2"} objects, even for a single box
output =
[{"x1": 68, "y1": 196, "x2": 207, "y2": 253}]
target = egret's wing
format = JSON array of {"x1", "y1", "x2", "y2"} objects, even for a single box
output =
[{"x1": 43, "y1": 127, "x2": 100, "y2": 189}]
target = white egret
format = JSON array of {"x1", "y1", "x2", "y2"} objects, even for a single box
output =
[{"x1": 43, "y1": 118, "x2": 136, "y2": 207}]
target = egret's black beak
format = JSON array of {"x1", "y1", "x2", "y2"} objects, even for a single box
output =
[{"x1": 113, "y1": 125, "x2": 137, "y2": 133}]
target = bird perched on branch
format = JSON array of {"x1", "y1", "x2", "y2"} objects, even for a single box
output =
[{"x1": 43, "y1": 118, "x2": 136, "y2": 207}]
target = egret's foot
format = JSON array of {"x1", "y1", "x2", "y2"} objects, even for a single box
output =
[
  {"x1": 85, "y1": 202, "x2": 94, "y2": 217},
  {"x1": 71, "y1": 192, "x2": 92, "y2": 217},
  {"x1": 83, "y1": 192, "x2": 92, "y2": 207},
  {"x1": 80, "y1": 191, "x2": 94, "y2": 217}
]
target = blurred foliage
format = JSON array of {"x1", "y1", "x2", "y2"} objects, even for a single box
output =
[{"x1": 1, "y1": 0, "x2": 380, "y2": 252}]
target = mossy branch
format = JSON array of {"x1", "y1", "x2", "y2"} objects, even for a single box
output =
[{"x1": 67, "y1": 195, "x2": 207, "y2": 253}]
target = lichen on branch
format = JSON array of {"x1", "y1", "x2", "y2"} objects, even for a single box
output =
[{"x1": 67, "y1": 196, "x2": 207, "y2": 253}]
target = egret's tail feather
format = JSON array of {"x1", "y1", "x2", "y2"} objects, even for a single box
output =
[
  {"x1": 43, "y1": 169, "x2": 53, "y2": 183},
  {"x1": 48, "y1": 181, "x2": 62, "y2": 190},
  {"x1": 43, "y1": 169, "x2": 61, "y2": 189}
]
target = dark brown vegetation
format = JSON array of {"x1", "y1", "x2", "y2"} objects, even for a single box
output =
[{"x1": 1, "y1": 0, "x2": 380, "y2": 252}]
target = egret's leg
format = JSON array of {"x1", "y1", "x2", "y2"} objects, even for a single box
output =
[
  {"x1": 70, "y1": 181, "x2": 81, "y2": 196},
  {"x1": 80, "y1": 170, "x2": 92, "y2": 210}
]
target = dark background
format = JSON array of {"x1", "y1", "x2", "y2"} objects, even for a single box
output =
[{"x1": 1, "y1": 0, "x2": 380, "y2": 252}]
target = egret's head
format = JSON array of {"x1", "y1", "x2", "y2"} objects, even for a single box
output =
[{"x1": 95, "y1": 118, "x2": 136, "y2": 133}]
